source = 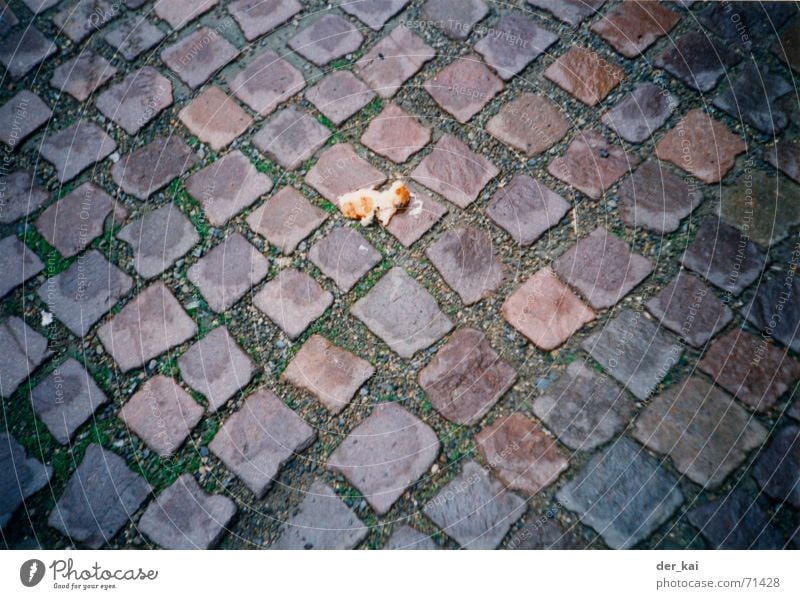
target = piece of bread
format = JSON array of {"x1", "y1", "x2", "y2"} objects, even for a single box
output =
[{"x1": 339, "y1": 181, "x2": 411, "y2": 226}]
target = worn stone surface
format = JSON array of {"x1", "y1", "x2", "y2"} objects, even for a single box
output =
[
  {"x1": 773, "y1": 18, "x2": 800, "y2": 74},
  {"x1": 283, "y1": 334, "x2": 374, "y2": 413},
  {"x1": 421, "y1": 0, "x2": 488, "y2": 40},
  {"x1": 328, "y1": 403, "x2": 439, "y2": 514},
  {"x1": 601, "y1": 84, "x2": 677, "y2": 144},
  {"x1": 51, "y1": 52, "x2": 117, "y2": 103},
  {"x1": 591, "y1": 1, "x2": 679, "y2": 58},
  {"x1": 309, "y1": 226, "x2": 381, "y2": 292},
  {"x1": 246, "y1": 186, "x2": 327, "y2": 254},
  {"x1": 0, "y1": 171, "x2": 49, "y2": 224},
  {"x1": 253, "y1": 106, "x2": 330, "y2": 170},
  {"x1": 533, "y1": 361, "x2": 633, "y2": 451},
  {"x1": 752, "y1": 425, "x2": 800, "y2": 508},
  {"x1": 487, "y1": 93, "x2": 569, "y2": 157},
  {"x1": 502, "y1": 267, "x2": 595, "y2": 351},
  {"x1": 556, "y1": 437, "x2": 683, "y2": 549},
  {"x1": 698, "y1": 1, "x2": 793, "y2": 49},
  {"x1": 0, "y1": 27, "x2": 56, "y2": 81},
  {"x1": 474, "y1": 11, "x2": 557, "y2": 80},
  {"x1": 288, "y1": 14, "x2": 363, "y2": 66},
  {"x1": 617, "y1": 160, "x2": 704, "y2": 234},
  {"x1": 38, "y1": 251, "x2": 133, "y2": 338},
  {"x1": 506, "y1": 519, "x2": 583, "y2": 550},
  {"x1": 767, "y1": 139, "x2": 800, "y2": 186},
  {"x1": 117, "y1": 203, "x2": 199, "y2": 279},
  {"x1": 633, "y1": 376, "x2": 767, "y2": 488},
  {"x1": 179, "y1": 86, "x2": 253, "y2": 152},
  {"x1": 210, "y1": 389, "x2": 315, "y2": 498},
  {"x1": 31, "y1": 359, "x2": 108, "y2": 445},
  {"x1": 426, "y1": 226, "x2": 505, "y2": 305},
  {"x1": 40, "y1": 121, "x2": 117, "y2": 183},
  {"x1": 411, "y1": 134, "x2": 499, "y2": 208},
  {"x1": 0, "y1": 236, "x2": 43, "y2": 299},
  {"x1": 486, "y1": 175, "x2": 569, "y2": 246},
  {"x1": 0, "y1": 316, "x2": 49, "y2": 399},
  {"x1": 545, "y1": 46, "x2": 624, "y2": 107},
  {"x1": 272, "y1": 481, "x2": 367, "y2": 549},
  {"x1": 0, "y1": 0, "x2": 17, "y2": 35},
  {"x1": 306, "y1": 70, "x2": 375, "y2": 126},
  {"x1": 178, "y1": 326, "x2": 254, "y2": 413},
  {"x1": 138, "y1": 474, "x2": 236, "y2": 549},
  {"x1": 351, "y1": 267, "x2": 453, "y2": 358},
  {"x1": 112, "y1": 136, "x2": 198, "y2": 200},
  {"x1": 527, "y1": 0, "x2": 605, "y2": 26},
  {"x1": 98, "y1": 282, "x2": 197, "y2": 373},
  {"x1": 52, "y1": 0, "x2": 116, "y2": 42},
  {"x1": 0, "y1": 91, "x2": 51, "y2": 148},
  {"x1": 360, "y1": 103, "x2": 431, "y2": 163},
  {"x1": 385, "y1": 184, "x2": 447, "y2": 248},
  {"x1": 742, "y1": 274, "x2": 800, "y2": 353},
  {"x1": 423, "y1": 461, "x2": 525, "y2": 549},
  {"x1": 103, "y1": 16, "x2": 165, "y2": 61},
  {"x1": 119, "y1": 375, "x2": 203, "y2": 458},
  {"x1": 424, "y1": 54, "x2": 504, "y2": 123},
  {"x1": 96, "y1": 67, "x2": 172, "y2": 135},
  {"x1": 384, "y1": 525, "x2": 437, "y2": 550},
  {"x1": 254, "y1": 268, "x2": 333, "y2": 339},
  {"x1": 47, "y1": 444, "x2": 150, "y2": 549},
  {"x1": 227, "y1": 0, "x2": 301, "y2": 41},
  {"x1": 155, "y1": 0, "x2": 217, "y2": 30},
  {"x1": 161, "y1": 27, "x2": 239, "y2": 89},
  {"x1": 699, "y1": 330, "x2": 800, "y2": 413},
  {"x1": 305, "y1": 143, "x2": 386, "y2": 203},
  {"x1": 0, "y1": 433, "x2": 52, "y2": 529},
  {"x1": 687, "y1": 490, "x2": 784, "y2": 549},
  {"x1": 713, "y1": 65, "x2": 791, "y2": 135},
  {"x1": 476, "y1": 413, "x2": 568, "y2": 497},
  {"x1": 231, "y1": 50, "x2": 304, "y2": 116},
  {"x1": 582, "y1": 308, "x2": 680, "y2": 400},
  {"x1": 419, "y1": 327, "x2": 516, "y2": 426},
  {"x1": 341, "y1": 0, "x2": 409, "y2": 30},
  {"x1": 653, "y1": 31, "x2": 740, "y2": 92}
]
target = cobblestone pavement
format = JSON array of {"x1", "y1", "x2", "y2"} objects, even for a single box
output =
[{"x1": 1, "y1": 0, "x2": 799, "y2": 550}]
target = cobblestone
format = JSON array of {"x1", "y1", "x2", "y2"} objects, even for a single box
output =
[
  {"x1": 424, "y1": 54, "x2": 504, "y2": 124},
  {"x1": 0, "y1": 316, "x2": 49, "y2": 399},
  {"x1": 306, "y1": 71, "x2": 375, "y2": 126},
  {"x1": 40, "y1": 121, "x2": 117, "y2": 183},
  {"x1": 0, "y1": 91, "x2": 51, "y2": 147},
  {"x1": 421, "y1": 0, "x2": 488, "y2": 40},
  {"x1": 253, "y1": 106, "x2": 330, "y2": 171},
  {"x1": 227, "y1": 0, "x2": 301, "y2": 41},
  {"x1": 0, "y1": 433, "x2": 52, "y2": 528},
  {"x1": 161, "y1": 27, "x2": 239, "y2": 89},
  {"x1": 474, "y1": 11, "x2": 557, "y2": 80},
  {"x1": 231, "y1": 49, "x2": 304, "y2": 116},
  {"x1": 600, "y1": 84, "x2": 677, "y2": 144},
  {"x1": 544, "y1": 47, "x2": 624, "y2": 107},
  {"x1": 103, "y1": 16, "x2": 165, "y2": 61},
  {"x1": 0, "y1": 171, "x2": 49, "y2": 224},
  {"x1": 591, "y1": 1, "x2": 679, "y2": 58},
  {"x1": 752, "y1": 425, "x2": 800, "y2": 509},
  {"x1": 288, "y1": 14, "x2": 363, "y2": 67},
  {"x1": 179, "y1": 87, "x2": 253, "y2": 152},
  {"x1": 309, "y1": 226, "x2": 381, "y2": 292},
  {"x1": 246, "y1": 186, "x2": 328, "y2": 254},
  {"x1": 653, "y1": 31, "x2": 739, "y2": 93},
  {"x1": 487, "y1": 93, "x2": 570, "y2": 157},
  {"x1": 96, "y1": 67, "x2": 173, "y2": 135},
  {"x1": 51, "y1": 52, "x2": 118, "y2": 103},
  {"x1": 112, "y1": 136, "x2": 198, "y2": 200},
  {"x1": 0, "y1": 236, "x2": 43, "y2": 299},
  {"x1": 385, "y1": 184, "x2": 447, "y2": 248},
  {"x1": 360, "y1": 103, "x2": 431, "y2": 163},
  {"x1": 254, "y1": 268, "x2": 333, "y2": 339},
  {"x1": 306, "y1": 143, "x2": 386, "y2": 203},
  {"x1": 687, "y1": 490, "x2": 784, "y2": 549}
]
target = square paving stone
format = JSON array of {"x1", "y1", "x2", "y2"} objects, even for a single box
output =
[
  {"x1": 354, "y1": 25, "x2": 434, "y2": 99},
  {"x1": 161, "y1": 27, "x2": 239, "y2": 89},
  {"x1": 742, "y1": 274, "x2": 800, "y2": 353},
  {"x1": 556, "y1": 437, "x2": 683, "y2": 549},
  {"x1": 421, "y1": 0, "x2": 487, "y2": 40},
  {"x1": 553, "y1": 227, "x2": 653, "y2": 310},
  {"x1": 0, "y1": 236, "x2": 43, "y2": 299},
  {"x1": 31, "y1": 358, "x2": 108, "y2": 445},
  {"x1": 254, "y1": 268, "x2": 333, "y2": 339},
  {"x1": 698, "y1": 1, "x2": 793, "y2": 49},
  {"x1": 713, "y1": 65, "x2": 791, "y2": 135},
  {"x1": 96, "y1": 67, "x2": 173, "y2": 135},
  {"x1": 419, "y1": 327, "x2": 516, "y2": 426},
  {"x1": 424, "y1": 54, "x2": 504, "y2": 124},
  {"x1": 246, "y1": 186, "x2": 327, "y2": 254},
  {"x1": 360, "y1": 103, "x2": 431, "y2": 163},
  {"x1": 487, "y1": 93, "x2": 570, "y2": 157},
  {"x1": 38, "y1": 251, "x2": 133, "y2": 338},
  {"x1": 384, "y1": 525, "x2": 437, "y2": 550},
  {"x1": 0, "y1": 170, "x2": 49, "y2": 224},
  {"x1": 35, "y1": 182, "x2": 126, "y2": 258},
  {"x1": 341, "y1": 0, "x2": 408, "y2": 30},
  {"x1": 506, "y1": 519, "x2": 583, "y2": 550},
  {"x1": 282, "y1": 334, "x2": 374, "y2": 414},
  {"x1": 686, "y1": 489, "x2": 784, "y2": 549},
  {"x1": 351, "y1": 267, "x2": 453, "y2": 358},
  {"x1": 385, "y1": 183, "x2": 447, "y2": 248},
  {"x1": 411, "y1": 134, "x2": 498, "y2": 209},
  {"x1": 591, "y1": 1, "x2": 679, "y2": 58},
  {"x1": 681, "y1": 217, "x2": 768, "y2": 297},
  {"x1": 306, "y1": 70, "x2": 375, "y2": 126},
  {"x1": 97, "y1": 282, "x2": 197, "y2": 373},
  {"x1": 645, "y1": 272, "x2": 732, "y2": 348},
  {"x1": 308, "y1": 226, "x2": 381, "y2": 292},
  {"x1": 423, "y1": 461, "x2": 526, "y2": 549},
  {"x1": 653, "y1": 31, "x2": 740, "y2": 93},
  {"x1": 0, "y1": 1, "x2": 17, "y2": 35},
  {"x1": 117, "y1": 202, "x2": 199, "y2": 279},
  {"x1": 231, "y1": 50, "x2": 305, "y2": 116},
  {"x1": 426, "y1": 226, "x2": 505, "y2": 305},
  {"x1": 272, "y1": 481, "x2": 367, "y2": 549},
  {"x1": 582, "y1": 307, "x2": 681, "y2": 400},
  {"x1": 138, "y1": 473, "x2": 236, "y2": 549},
  {"x1": 548, "y1": 130, "x2": 639, "y2": 200},
  {"x1": 617, "y1": 160, "x2": 704, "y2": 234},
  {"x1": 544, "y1": 46, "x2": 624, "y2": 107},
  {"x1": 601, "y1": 83, "x2": 677, "y2": 144},
  {"x1": 0, "y1": 27, "x2": 56, "y2": 81},
  {"x1": 0, "y1": 91, "x2": 52, "y2": 148},
  {"x1": 474, "y1": 11, "x2": 557, "y2": 80},
  {"x1": 120, "y1": 375, "x2": 203, "y2": 457},
  {"x1": 476, "y1": 413, "x2": 568, "y2": 497},
  {"x1": 0, "y1": 316, "x2": 49, "y2": 399},
  {"x1": 0, "y1": 433, "x2": 52, "y2": 529},
  {"x1": 52, "y1": 0, "x2": 116, "y2": 43},
  {"x1": 773, "y1": 18, "x2": 800, "y2": 74},
  {"x1": 210, "y1": 388, "x2": 315, "y2": 498},
  {"x1": 227, "y1": 0, "x2": 301, "y2": 41},
  {"x1": 502, "y1": 267, "x2": 595, "y2": 351},
  {"x1": 103, "y1": 16, "x2": 165, "y2": 61},
  {"x1": 40, "y1": 121, "x2": 117, "y2": 183},
  {"x1": 188, "y1": 233, "x2": 269, "y2": 313},
  {"x1": 50, "y1": 52, "x2": 117, "y2": 102},
  {"x1": 305, "y1": 143, "x2": 386, "y2": 204},
  {"x1": 632, "y1": 376, "x2": 767, "y2": 489},
  {"x1": 48, "y1": 444, "x2": 150, "y2": 548},
  {"x1": 186, "y1": 151, "x2": 272, "y2": 227},
  {"x1": 179, "y1": 87, "x2": 253, "y2": 152},
  {"x1": 253, "y1": 106, "x2": 330, "y2": 171},
  {"x1": 154, "y1": 0, "x2": 217, "y2": 30},
  {"x1": 178, "y1": 326, "x2": 254, "y2": 413},
  {"x1": 527, "y1": 0, "x2": 605, "y2": 26},
  {"x1": 486, "y1": 175, "x2": 570, "y2": 246},
  {"x1": 111, "y1": 135, "x2": 198, "y2": 200},
  {"x1": 699, "y1": 330, "x2": 800, "y2": 413},
  {"x1": 288, "y1": 14, "x2": 363, "y2": 67},
  {"x1": 752, "y1": 425, "x2": 800, "y2": 508},
  {"x1": 21, "y1": 0, "x2": 60, "y2": 12},
  {"x1": 533, "y1": 361, "x2": 634, "y2": 452},
  {"x1": 328, "y1": 403, "x2": 439, "y2": 515}
]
